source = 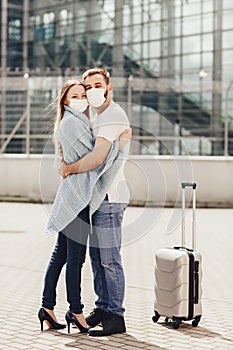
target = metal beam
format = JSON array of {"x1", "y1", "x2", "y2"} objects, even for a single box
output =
[
  {"x1": 112, "y1": 0, "x2": 124, "y2": 77},
  {"x1": 212, "y1": 0, "x2": 223, "y2": 155},
  {"x1": 1, "y1": 0, "x2": 7, "y2": 147},
  {"x1": 224, "y1": 80, "x2": 233, "y2": 156},
  {"x1": 0, "y1": 111, "x2": 27, "y2": 154},
  {"x1": 23, "y1": 0, "x2": 29, "y2": 72}
]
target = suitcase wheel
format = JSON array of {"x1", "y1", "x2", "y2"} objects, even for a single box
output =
[
  {"x1": 192, "y1": 315, "x2": 201, "y2": 327},
  {"x1": 152, "y1": 311, "x2": 160, "y2": 323},
  {"x1": 172, "y1": 318, "x2": 182, "y2": 329}
]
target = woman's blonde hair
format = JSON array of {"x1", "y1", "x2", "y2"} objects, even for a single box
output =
[{"x1": 54, "y1": 78, "x2": 86, "y2": 135}]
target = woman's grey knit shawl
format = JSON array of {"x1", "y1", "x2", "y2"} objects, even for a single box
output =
[{"x1": 46, "y1": 106, "x2": 124, "y2": 236}]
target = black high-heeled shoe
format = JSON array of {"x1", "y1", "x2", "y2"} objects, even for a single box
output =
[
  {"x1": 65, "y1": 310, "x2": 89, "y2": 334},
  {"x1": 38, "y1": 308, "x2": 66, "y2": 331}
]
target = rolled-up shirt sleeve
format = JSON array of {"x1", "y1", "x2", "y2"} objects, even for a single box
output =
[
  {"x1": 92, "y1": 102, "x2": 129, "y2": 145},
  {"x1": 96, "y1": 123, "x2": 123, "y2": 143}
]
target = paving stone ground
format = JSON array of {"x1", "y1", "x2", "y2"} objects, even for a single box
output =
[{"x1": 0, "y1": 203, "x2": 232, "y2": 350}]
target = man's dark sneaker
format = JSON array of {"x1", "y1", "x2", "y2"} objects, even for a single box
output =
[
  {"x1": 88, "y1": 311, "x2": 126, "y2": 336},
  {"x1": 86, "y1": 308, "x2": 105, "y2": 327}
]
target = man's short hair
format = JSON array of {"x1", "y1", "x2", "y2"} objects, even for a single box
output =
[{"x1": 82, "y1": 68, "x2": 110, "y2": 85}]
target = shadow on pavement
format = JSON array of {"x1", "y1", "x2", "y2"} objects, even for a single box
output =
[
  {"x1": 51, "y1": 330, "x2": 167, "y2": 349},
  {"x1": 158, "y1": 321, "x2": 233, "y2": 344}
]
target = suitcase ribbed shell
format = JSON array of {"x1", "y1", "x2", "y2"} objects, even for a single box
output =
[{"x1": 154, "y1": 248, "x2": 202, "y2": 319}]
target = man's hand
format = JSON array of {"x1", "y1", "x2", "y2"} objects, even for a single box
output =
[
  {"x1": 59, "y1": 160, "x2": 70, "y2": 179},
  {"x1": 119, "y1": 128, "x2": 132, "y2": 150}
]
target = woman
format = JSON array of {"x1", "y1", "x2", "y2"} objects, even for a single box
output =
[
  {"x1": 39, "y1": 79, "x2": 90, "y2": 333},
  {"x1": 39, "y1": 78, "x2": 129, "y2": 334}
]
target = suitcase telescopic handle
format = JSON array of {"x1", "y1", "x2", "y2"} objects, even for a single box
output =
[
  {"x1": 181, "y1": 182, "x2": 197, "y2": 250},
  {"x1": 182, "y1": 182, "x2": 197, "y2": 189}
]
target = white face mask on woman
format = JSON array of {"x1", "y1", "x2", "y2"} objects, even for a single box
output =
[
  {"x1": 69, "y1": 98, "x2": 88, "y2": 113},
  {"x1": 86, "y1": 88, "x2": 106, "y2": 108}
]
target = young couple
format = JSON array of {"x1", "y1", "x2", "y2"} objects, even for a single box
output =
[{"x1": 38, "y1": 68, "x2": 131, "y2": 337}]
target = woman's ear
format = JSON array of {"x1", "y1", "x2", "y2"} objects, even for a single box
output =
[{"x1": 63, "y1": 98, "x2": 68, "y2": 106}]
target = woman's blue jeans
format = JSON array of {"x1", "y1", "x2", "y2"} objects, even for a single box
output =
[
  {"x1": 90, "y1": 201, "x2": 127, "y2": 316},
  {"x1": 42, "y1": 206, "x2": 89, "y2": 314}
]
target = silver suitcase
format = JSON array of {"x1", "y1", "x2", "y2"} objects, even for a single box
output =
[{"x1": 153, "y1": 182, "x2": 202, "y2": 329}]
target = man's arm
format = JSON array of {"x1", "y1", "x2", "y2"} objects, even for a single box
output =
[
  {"x1": 60, "y1": 137, "x2": 112, "y2": 178},
  {"x1": 60, "y1": 128, "x2": 131, "y2": 178}
]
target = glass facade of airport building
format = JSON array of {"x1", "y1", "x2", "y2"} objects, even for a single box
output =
[{"x1": 0, "y1": 0, "x2": 233, "y2": 155}]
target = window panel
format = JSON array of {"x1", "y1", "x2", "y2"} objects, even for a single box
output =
[
  {"x1": 43, "y1": 12, "x2": 55, "y2": 40},
  {"x1": 29, "y1": 16, "x2": 35, "y2": 41},
  {"x1": 202, "y1": 52, "x2": 213, "y2": 68},
  {"x1": 123, "y1": 25, "x2": 132, "y2": 44},
  {"x1": 182, "y1": 53, "x2": 200, "y2": 70},
  {"x1": 174, "y1": 1, "x2": 181, "y2": 18},
  {"x1": 130, "y1": 25, "x2": 142, "y2": 43},
  {"x1": 174, "y1": 19, "x2": 181, "y2": 37},
  {"x1": 183, "y1": 35, "x2": 201, "y2": 54},
  {"x1": 183, "y1": 1, "x2": 201, "y2": 16},
  {"x1": 148, "y1": 1, "x2": 161, "y2": 22},
  {"x1": 202, "y1": 92, "x2": 212, "y2": 108},
  {"x1": 223, "y1": 49, "x2": 233, "y2": 64},
  {"x1": 223, "y1": 0, "x2": 233, "y2": 9},
  {"x1": 203, "y1": 13, "x2": 213, "y2": 32},
  {"x1": 203, "y1": 1, "x2": 214, "y2": 13},
  {"x1": 99, "y1": 29, "x2": 114, "y2": 44},
  {"x1": 123, "y1": 4, "x2": 130, "y2": 26},
  {"x1": 183, "y1": 16, "x2": 201, "y2": 35},
  {"x1": 202, "y1": 34, "x2": 213, "y2": 51},
  {"x1": 8, "y1": 19, "x2": 21, "y2": 41},
  {"x1": 76, "y1": 8, "x2": 86, "y2": 34},
  {"x1": 175, "y1": 55, "x2": 181, "y2": 72},
  {"x1": 223, "y1": 10, "x2": 233, "y2": 30},
  {"x1": 149, "y1": 41, "x2": 160, "y2": 58},
  {"x1": 174, "y1": 38, "x2": 181, "y2": 55},
  {"x1": 149, "y1": 22, "x2": 160, "y2": 40},
  {"x1": 59, "y1": 9, "x2": 73, "y2": 37},
  {"x1": 147, "y1": 58, "x2": 160, "y2": 74},
  {"x1": 223, "y1": 31, "x2": 233, "y2": 49},
  {"x1": 132, "y1": 4, "x2": 143, "y2": 25}
]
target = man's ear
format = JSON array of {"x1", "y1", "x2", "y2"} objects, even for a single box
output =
[{"x1": 108, "y1": 83, "x2": 112, "y2": 93}]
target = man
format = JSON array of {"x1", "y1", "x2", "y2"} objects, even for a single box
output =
[{"x1": 60, "y1": 68, "x2": 130, "y2": 336}]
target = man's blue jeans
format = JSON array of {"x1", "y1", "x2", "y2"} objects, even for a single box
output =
[
  {"x1": 42, "y1": 206, "x2": 89, "y2": 314},
  {"x1": 90, "y1": 200, "x2": 127, "y2": 316}
]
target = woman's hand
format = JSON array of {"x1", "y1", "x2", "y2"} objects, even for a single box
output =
[
  {"x1": 58, "y1": 143, "x2": 64, "y2": 158},
  {"x1": 119, "y1": 128, "x2": 132, "y2": 150},
  {"x1": 59, "y1": 160, "x2": 70, "y2": 179}
]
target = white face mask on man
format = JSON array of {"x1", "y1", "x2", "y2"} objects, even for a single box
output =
[
  {"x1": 86, "y1": 88, "x2": 106, "y2": 108},
  {"x1": 69, "y1": 98, "x2": 88, "y2": 113}
]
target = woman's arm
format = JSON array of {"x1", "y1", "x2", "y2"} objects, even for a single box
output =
[{"x1": 59, "y1": 128, "x2": 132, "y2": 178}]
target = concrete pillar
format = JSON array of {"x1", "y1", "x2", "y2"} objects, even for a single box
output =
[
  {"x1": 212, "y1": 0, "x2": 223, "y2": 155},
  {"x1": 160, "y1": 0, "x2": 175, "y2": 78},
  {"x1": 159, "y1": 0, "x2": 175, "y2": 155},
  {"x1": 1, "y1": 0, "x2": 7, "y2": 148},
  {"x1": 85, "y1": 0, "x2": 102, "y2": 67},
  {"x1": 23, "y1": 0, "x2": 29, "y2": 72},
  {"x1": 112, "y1": 0, "x2": 124, "y2": 77}
]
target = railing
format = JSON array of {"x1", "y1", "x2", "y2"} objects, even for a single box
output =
[
  {"x1": 0, "y1": 132, "x2": 228, "y2": 157},
  {"x1": 0, "y1": 76, "x2": 232, "y2": 156}
]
